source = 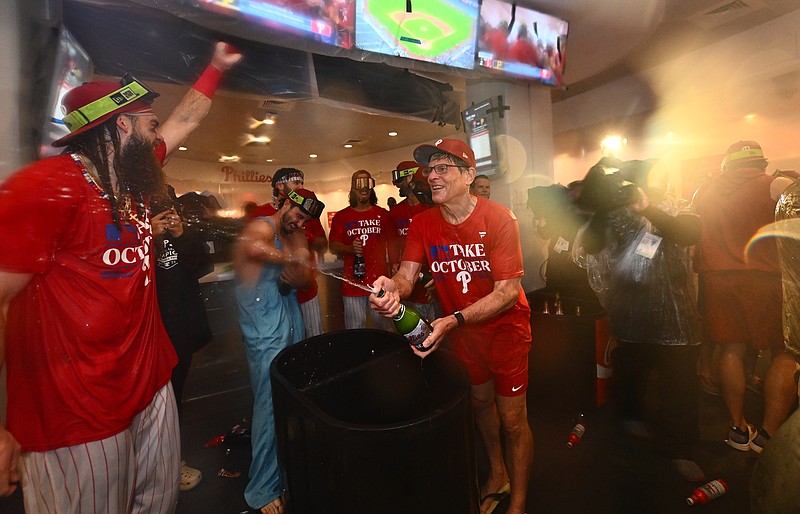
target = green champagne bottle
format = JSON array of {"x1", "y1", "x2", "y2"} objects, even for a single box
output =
[{"x1": 393, "y1": 303, "x2": 433, "y2": 352}]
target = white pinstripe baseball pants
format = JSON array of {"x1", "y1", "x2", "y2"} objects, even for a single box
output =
[
  {"x1": 20, "y1": 383, "x2": 180, "y2": 514},
  {"x1": 299, "y1": 295, "x2": 323, "y2": 338},
  {"x1": 343, "y1": 295, "x2": 393, "y2": 331}
]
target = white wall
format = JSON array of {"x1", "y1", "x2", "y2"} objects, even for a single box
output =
[{"x1": 164, "y1": 138, "x2": 458, "y2": 232}]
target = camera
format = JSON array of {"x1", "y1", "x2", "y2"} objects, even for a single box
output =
[{"x1": 576, "y1": 158, "x2": 646, "y2": 213}]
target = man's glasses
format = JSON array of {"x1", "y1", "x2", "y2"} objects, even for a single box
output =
[{"x1": 422, "y1": 164, "x2": 466, "y2": 177}]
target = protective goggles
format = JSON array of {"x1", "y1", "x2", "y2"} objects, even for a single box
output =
[
  {"x1": 62, "y1": 74, "x2": 159, "y2": 132},
  {"x1": 288, "y1": 190, "x2": 324, "y2": 219},
  {"x1": 391, "y1": 166, "x2": 420, "y2": 184},
  {"x1": 352, "y1": 176, "x2": 375, "y2": 191}
]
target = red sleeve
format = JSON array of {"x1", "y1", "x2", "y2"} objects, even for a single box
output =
[
  {"x1": 487, "y1": 207, "x2": 525, "y2": 281},
  {"x1": 329, "y1": 209, "x2": 349, "y2": 245},
  {"x1": 304, "y1": 218, "x2": 325, "y2": 244},
  {"x1": 386, "y1": 208, "x2": 401, "y2": 265},
  {"x1": 154, "y1": 140, "x2": 167, "y2": 165},
  {"x1": 0, "y1": 157, "x2": 82, "y2": 273},
  {"x1": 402, "y1": 212, "x2": 427, "y2": 264}
]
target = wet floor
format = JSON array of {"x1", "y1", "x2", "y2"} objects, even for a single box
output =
[{"x1": 0, "y1": 275, "x2": 766, "y2": 513}]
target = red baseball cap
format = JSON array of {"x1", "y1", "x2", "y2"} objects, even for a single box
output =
[
  {"x1": 53, "y1": 79, "x2": 158, "y2": 147},
  {"x1": 287, "y1": 188, "x2": 324, "y2": 219},
  {"x1": 392, "y1": 160, "x2": 426, "y2": 184},
  {"x1": 414, "y1": 138, "x2": 476, "y2": 169},
  {"x1": 720, "y1": 140, "x2": 767, "y2": 171}
]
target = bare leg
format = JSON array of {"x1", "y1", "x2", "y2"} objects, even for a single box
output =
[
  {"x1": 761, "y1": 350, "x2": 798, "y2": 435},
  {"x1": 719, "y1": 342, "x2": 748, "y2": 429},
  {"x1": 472, "y1": 381, "x2": 509, "y2": 511},
  {"x1": 495, "y1": 392, "x2": 534, "y2": 514},
  {"x1": 696, "y1": 341, "x2": 720, "y2": 394}
]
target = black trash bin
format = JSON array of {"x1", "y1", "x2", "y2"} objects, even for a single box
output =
[{"x1": 271, "y1": 329, "x2": 479, "y2": 514}]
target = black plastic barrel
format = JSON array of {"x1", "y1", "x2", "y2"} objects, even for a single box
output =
[{"x1": 270, "y1": 329, "x2": 479, "y2": 514}]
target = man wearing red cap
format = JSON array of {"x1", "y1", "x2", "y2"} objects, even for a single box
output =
[
  {"x1": 249, "y1": 168, "x2": 328, "y2": 338},
  {"x1": 370, "y1": 138, "x2": 533, "y2": 514},
  {"x1": 233, "y1": 188, "x2": 324, "y2": 514},
  {"x1": 0, "y1": 42, "x2": 241, "y2": 512},
  {"x1": 693, "y1": 140, "x2": 795, "y2": 455},
  {"x1": 330, "y1": 170, "x2": 392, "y2": 330},
  {"x1": 387, "y1": 160, "x2": 436, "y2": 321}
]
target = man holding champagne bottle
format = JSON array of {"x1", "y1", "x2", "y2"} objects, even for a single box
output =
[{"x1": 369, "y1": 138, "x2": 533, "y2": 514}]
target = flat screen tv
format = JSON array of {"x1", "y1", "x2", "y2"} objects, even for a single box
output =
[
  {"x1": 40, "y1": 28, "x2": 92, "y2": 157},
  {"x1": 355, "y1": 0, "x2": 480, "y2": 70},
  {"x1": 476, "y1": 0, "x2": 568, "y2": 87},
  {"x1": 463, "y1": 98, "x2": 501, "y2": 178},
  {"x1": 195, "y1": 0, "x2": 356, "y2": 49}
]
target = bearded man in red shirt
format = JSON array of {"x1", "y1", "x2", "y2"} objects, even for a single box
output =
[{"x1": 0, "y1": 42, "x2": 240, "y2": 513}]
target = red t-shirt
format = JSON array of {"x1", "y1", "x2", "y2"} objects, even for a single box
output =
[
  {"x1": 250, "y1": 203, "x2": 323, "y2": 303},
  {"x1": 0, "y1": 153, "x2": 177, "y2": 451},
  {"x1": 329, "y1": 205, "x2": 389, "y2": 296},
  {"x1": 693, "y1": 168, "x2": 780, "y2": 274},
  {"x1": 298, "y1": 218, "x2": 325, "y2": 303},
  {"x1": 404, "y1": 197, "x2": 531, "y2": 353},
  {"x1": 388, "y1": 199, "x2": 431, "y2": 304},
  {"x1": 249, "y1": 201, "x2": 276, "y2": 219}
]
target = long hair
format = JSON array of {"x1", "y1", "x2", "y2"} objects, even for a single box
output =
[
  {"x1": 349, "y1": 189, "x2": 378, "y2": 208},
  {"x1": 64, "y1": 115, "x2": 162, "y2": 227},
  {"x1": 63, "y1": 117, "x2": 128, "y2": 227}
]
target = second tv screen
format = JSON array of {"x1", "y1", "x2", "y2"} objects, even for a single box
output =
[
  {"x1": 355, "y1": 0, "x2": 479, "y2": 70},
  {"x1": 477, "y1": 0, "x2": 568, "y2": 86}
]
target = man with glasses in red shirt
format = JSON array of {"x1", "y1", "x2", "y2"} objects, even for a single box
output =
[{"x1": 370, "y1": 139, "x2": 533, "y2": 514}]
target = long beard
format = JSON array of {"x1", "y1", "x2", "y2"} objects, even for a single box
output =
[{"x1": 115, "y1": 134, "x2": 165, "y2": 201}]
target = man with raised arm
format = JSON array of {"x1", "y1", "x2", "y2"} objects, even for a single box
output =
[
  {"x1": 233, "y1": 188, "x2": 324, "y2": 514},
  {"x1": 0, "y1": 42, "x2": 241, "y2": 513}
]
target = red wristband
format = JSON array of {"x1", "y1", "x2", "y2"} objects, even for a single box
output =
[{"x1": 192, "y1": 64, "x2": 223, "y2": 99}]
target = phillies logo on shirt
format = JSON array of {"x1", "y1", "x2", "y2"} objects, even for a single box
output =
[
  {"x1": 428, "y1": 243, "x2": 491, "y2": 293},
  {"x1": 100, "y1": 216, "x2": 154, "y2": 285}
]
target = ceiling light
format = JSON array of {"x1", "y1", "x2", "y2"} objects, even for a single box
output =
[
  {"x1": 246, "y1": 135, "x2": 271, "y2": 144},
  {"x1": 249, "y1": 112, "x2": 278, "y2": 129},
  {"x1": 388, "y1": 131, "x2": 398, "y2": 137},
  {"x1": 218, "y1": 155, "x2": 241, "y2": 163},
  {"x1": 309, "y1": 153, "x2": 318, "y2": 159},
  {"x1": 266, "y1": 158, "x2": 274, "y2": 163},
  {"x1": 178, "y1": 146, "x2": 188, "y2": 151},
  {"x1": 744, "y1": 113, "x2": 756, "y2": 120},
  {"x1": 344, "y1": 144, "x2": 353, "y2": 149},
  {"x1": 600, "y1": 135, "x2": 625, "y2": 156}
]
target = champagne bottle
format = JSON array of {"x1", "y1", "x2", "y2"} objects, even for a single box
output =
[
  {"x1": 353, "y1": 254, "x2": 366, "y2": 280},
  {"x1": 393, "y1": 303, "x2": 433, "y2": 352}
]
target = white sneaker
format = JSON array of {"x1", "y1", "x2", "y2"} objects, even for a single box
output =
[{"x1": 179, "y1": 462, "x2": 203, "y2": 491}]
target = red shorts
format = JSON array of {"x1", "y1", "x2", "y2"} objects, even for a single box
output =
[
  {"x1": 700, "y1": 271, "x2": 783, "y2": 352},
  {"x1": 452, "y1": 328, "x2": 531, "y2": 397}
]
